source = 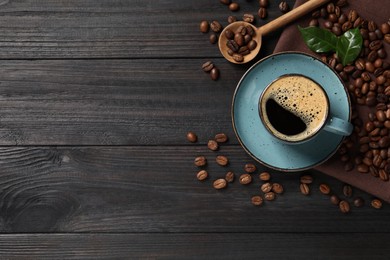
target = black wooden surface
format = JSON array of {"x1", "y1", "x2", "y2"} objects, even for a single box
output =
[{"x1": 0, "y1": 0, "x2": 389, "y2": 259}]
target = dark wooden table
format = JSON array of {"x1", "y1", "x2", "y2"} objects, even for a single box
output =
[{"x1": 0, "y1": 0, "x2": 389, "y2": 259}]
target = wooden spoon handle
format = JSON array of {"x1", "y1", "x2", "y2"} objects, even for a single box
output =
[{"x1": 258, "y1": 0, "x2": 331, "y2": 36}]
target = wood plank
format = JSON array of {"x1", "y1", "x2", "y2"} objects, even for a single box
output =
[
  {"x1": 0, "y1": 146, "x2": 388, "y2": 233},
  {"x1": 0, "y1": 59, "x2": 249, "y2": 145},
  {"x1": 0, "y1": 0, "x2": 294, "y2": 59},
  {"x1": 0, "y1": 233, "x2": 388, "y2": 259}
]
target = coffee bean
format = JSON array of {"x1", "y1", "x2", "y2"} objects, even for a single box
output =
[
  {"x1": 233, "y1": 53, "x2": 244, "y2": 62},
  {"x1": 353, "y1": 197, "x2": 365, "y2": 207},
  {"x1": 227, "y1": 15, "x2": 237, "y2": 24},
  {"x1": 300, "y1": 175, "x2": 313, "y2": 184},
  {"x1": 261, "y1": 182, "x2": 272, "y2": 193},
  {"x1": 379, "y1": 169, "x2": 389, "y2": 181},
  {"x1": 238, "y1": 46, "x2": 250, "y2": 55},
  {"x1": 309, "y1": 19, "x2": 319, "y2": 27},
  {"x1": 264, "y1": 192, "x2": 275, "y2": 201},
  {"x1": 224, "y1": 29, "x2": 234, "y2": 40},
  {"x1": 259, "y1": 172, "x2": 271, "y2": 181},
  {"x1": 251, "y1": 195, "x2": 263, "y2": 206},
  {"x1": 339, "y1": 200, "x2": 350, "y2": 213},
  {"x1": 209, "y1": 33, "x2": 217, "y2": 44},
  {"x1": 216, "y1": 155, "x2": 228, "y2": 166},
  {"x1": 226, "y1": 40, "x2": 239, "y2": 52},
  {"x1": 279, "y1": 1, "x2": 289, "y2": 13},
  {"x1": 186, "y1": 131, "x2": 198, "y2": 143},
  {"x1": 229, "y1": 2, "x2": 239, "y2": 11},
  {"x1": 330, "y1": 195, "x2": 340, "y2": 205},
  {"x1": 324, "y1": 21, "x2": 333, "y2": 29},
  {"x1": 200, "y1": 20, "x2": 209, "y2": 33},
  {"x1": 210, "y1": 67, "x2": 219, "y2": 81},
  {"x1": 244, "y1": 163, "x2": 256, "y2": 173},
  {"x1": 234, "y1": 33, "x2": 245, "y2": 46},
  {"x1": 326, "y1": 2, "x2": 335, "y2": 13},
  {"x1": 369, "y1": 40, "x2": 382, "y2": 51},
  {"x1": 202, "y1": 61, "x2": 214, "y2": 72},
  {"x1": 215, "y1": 133, "x2": 228, "y2": 143},
  {"x1": 329, "y1": 13, "x2": 338, "y2": 23},
  {"x1": 247, "y1": 40, "x2": 257, "y2": 50},
  {"x1": 197, "y1": 170, "x2": 208, "y2": 181},
  {"x1": 342, "y1": 184, "x2": 353, "y2": 197},
  {"x1": 210, "y1": 21, "x2": 222, "y2": 33},
  {"x1": 381, "y1": 23, "x2": 390, "y2": 34},
  {"x1": 259, "y1": 0, "x2": 268, "y2": 8},
  {"x1": 319, "y1": 184, "x2": 331, "y2": 195},
  {"x1": 207, "y1": 139, "x2": 219, "y2": 151},
  {"x1": 213, "y1": 178, "x2": 227, "y2": 190},
  {"x1": 220, "y1": 0, "x2": 231, "y2": 5},
  {"x1": 379, "y1": 136, "x2": 390, "y2": 148},
  {"x1": 258, "y1": 7, "x2": 267, "y2": 19},
  {"x1": 243, "y1": 13, "x2": 255, "y2": 23},
  {"x1": 225, "y1": 171, "x2": 235, "y2": 183},
  {"x1": 300, "y1": 183, "x2": 310, "y2": 195},
  {"x1": 371, "y1": 198, "x2": 382, "y2": 209},
  {"x1": 239, "y1": 173, "x2": 252, "y2": 185},
  {"x1": 194, "y1": 156, "x2": 207, "y2": 167},
  {"x1": 385, "y1": 34, "x2": 390, "y2": 44},
  {"x1": 357, "y1": 163, "x2": 369, "y2": 173},
  {"x1": 272, "y1": 183, "x2": 284, "y2": 194}
]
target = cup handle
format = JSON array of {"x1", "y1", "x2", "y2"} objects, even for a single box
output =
[{"x1": 323, "y1": 117, "x2": 353, "y2": 136}]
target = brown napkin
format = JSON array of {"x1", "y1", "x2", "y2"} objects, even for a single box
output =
[{"x1": 274, "y1": 0, "x2": 390, "y2": 202}]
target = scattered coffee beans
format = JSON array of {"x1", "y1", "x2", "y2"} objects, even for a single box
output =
[
  {"x1": 259, "y1": 171, "x2": 271, "y2": 181},
  {"x1": 371, "y1": 198, "x2": 383, "y2": 209},
  {"x1": 353, "y1": 197, "x2": 365, "y2": 207},
  {"x1": 194, "y1": 156, "x2": 207, "y2": 167},
  {"x1": 239, "y1": 173, "x2": 252, "y2": 185},
  {"x1": 202, "y1": 61, "x2": 214, "y2": 72},
  {"x1": 244, "y1": 163, "x2": 257, "y2": 173},
  {"x1": 197, "y1": 170, "x2": 208, "y2": 181},
  {"x1": 207, "y1": 139, "x2": 219, "y2": 151},
  {"x1": 225, "y1": 171, "x2": 235, "y2": 183},
  {"x1": 186, "y1": 131, "x2": 198, "y2": 143},
  {"x1": 300, "y1": 183, "x2": 310, "y2": 195},
  {"x1": 343, "y1": 184, "x2": 353, "y2": 197},
  {"x1": 210, "y1": 67, "x2": 220, "y2": 81},
  {"x1": 213, "y1": 178, "x2": 227, "y2": 189},
  {"x1": 229, "y1": 2, "x2": 239, "y2": 11},
  {"x1": 200, "y1": 20, "x2": 209, "y2": 33},
  {"x1": 264, "y1": 191, "x2": 275, "y2": 201},
  {"x1": 272, "y1": 183, "x2": 284, "y2": 194},
  {"x1": 279, "y1": 1, "x2": 290, "y2": 13},
  {"x1": 215, "y1": 133, "x2": 228, "y2": 143},
  {"x1": 319, "y1": 184, "x2": 331, "y2": 195},
  {"x1": 300, "y1": 175, "x2": 313, "y2": 184},
  {"x1": 216, "y1": 155, "x2": 229, "y2": 166},
  {"x1": 261, "y1": 182, "x2": 272, "y2": 193},
  {"x1": 251, "y1": 195, "x2": 263, "y2": 206},
  {"x1": 330, "y1": 195, "x2": 340, "y2": 205},
  {"x1": 339, "y1": 200, "x2": 350, "y2": 213}
]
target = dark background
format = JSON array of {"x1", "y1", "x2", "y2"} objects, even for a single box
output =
[{"x1": 0, "y1": 0, "x2": 388, "y2": 258}]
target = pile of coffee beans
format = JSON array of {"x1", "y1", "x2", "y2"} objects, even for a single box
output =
[
  {"x1": 225, "y1": 24, "x2": 257, "y2": 62},
  {"x1": 307, "y1": 1, "x2": 390, "y2": 183}
]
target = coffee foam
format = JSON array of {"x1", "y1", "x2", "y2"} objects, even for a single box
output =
[{"x1": 261, "y1": 75, "x2": 328, "y2": 141}]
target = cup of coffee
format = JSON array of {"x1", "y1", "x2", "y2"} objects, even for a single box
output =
[{"x1": 259, "y1": 74, "x2": 353, "y2": 144}]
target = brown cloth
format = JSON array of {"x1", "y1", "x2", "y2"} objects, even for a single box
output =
[{"x1": 274, "y1": 0, "x2": 390, "y2": 202}]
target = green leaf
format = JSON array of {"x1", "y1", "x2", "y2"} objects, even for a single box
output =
[
  {"x1": 336, "y1": 27, "x2": 363, "y2": 66},
  {"x1": 298, "y1": 26, "x2": 338, "y2": 53}
]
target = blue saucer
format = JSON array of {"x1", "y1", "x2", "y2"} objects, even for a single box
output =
[{"x1": 231, "y1": 52, "x2": 351, "y2": 171}]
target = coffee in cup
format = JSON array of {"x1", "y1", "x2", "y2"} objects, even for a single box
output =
[{"x1": 259, "y1": 74, "x2": 334, "y2": 143}]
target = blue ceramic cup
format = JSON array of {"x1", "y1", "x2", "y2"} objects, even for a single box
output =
[
  {"x1": 231, "y1": 52, "x2": 354, "y2": 171},
  {"x1": 259, "y1": 74, "x2": 353, "y2": 144}
]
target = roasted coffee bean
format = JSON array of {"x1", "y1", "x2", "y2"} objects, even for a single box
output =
[
  {"x1": 329, "y1": 13, "x2": 338, "y2": 23},
  {"x1": 246, "y1": 25, "x2": 255, "y2": 36},
  {"x1": 324, "y1": 20, "x2": 333, "y2": 29},
  {"x1": 355, "y1": 58, "x2": 365, "y2": 70},
  {"x1": 344, "y1": 161, "x2": 354, "y2": 171},
  {"x1": 339, "y1": 200, "x2": 350, "y2": 213},
  {"x1": 235, "y1": 25, "x2": 246, "y2": 35},
  {"x1": 343, "y1": 184, "x2": 353, "y2": 197},
  {"x1": 215, "y1": 133, "x2": 228, "y2": 143},
  {"x1": 309, "y1": 19, "x2": 319, "y2": 27},
  {"x1": 227, "y1": 15, "x2": 237, "y2": 24},
  {"x1": 259, "y1": 0, "x2": 268, "y2": 8},
  {"x1": 258, "y1": 7, "x2": 267, "y2": 19},
  {"x1": 326, "y1": 2, "x2": 335, "y2": 13},
  {"x1": 186, "y1": 131, "x2": 198, "y2": 143},
  {"x1": 224, "y1": 29, "x2": 234, "y2": 40},
  {"x1": 239, "y1": 173, "x2": 252, "y2": 185},
  {"x1": 210, "y1": 21, "x2": 222, "y2": 33},
  {"x1": 251, "y1": 195, "x2": 263, "y2": 206},
  {"x1": 319, "y1": 184, "x2": 331, "y2": 195},
  {"x1": 375, "y1": 29, "x2": 383, "y2": 40},
  {"x1": 216, "y1": 155, "x2": 228, "y2": 166},
  {"x1": 238, "y1": 46, "x2": 250, "y2": 55},
  {"x1": 225, "y1": 171, "x2": 235, "y2": 183},
  {"x1": 247, "y1": 40, "x2": 257, "y2": 50},
  {"x1": 330, "y1": 195, "x2": 340, "y2": 205},
  {"x1": 244, "y1": 34, "x2": 252, "y2": 44},
  {"x1": 338, "y1": 13, "x2": 347, "y2": 24},
  {"x1": 348, "y1": 10, "x2": 358, "y2": 23},
  {"x1": 259, "y1": 172, "x2": 271, "y2": 181},
  {"x1": 264, "y1": 191, "x2": 275, "y2": 201},
  {"x1": 353, "y1": 197, "x2": 365, "y2": 207},
  {"x1": 371, "y1": 198, "x2": 382, "y2": 209},
  {"x1": 342, "y1": 21, "x2": 352, "y2": 32},
  {"x1": 200, "y1": 20, "x2": 209, "y2": 33},
  {"x1": 207, "y1": 139, "x2": 219, "y2": 151},
  {"x1": 385, "y1": 34, "x2": 390, "y2": 44},
  {"x1": 332, "y1": 26, "x2": 342, "y2": 36},
  {"x1": 368, "y1": 20, "x2": 377, "y2": 32},
  {"x1": 379, "y1": 169, "x2": 389, "y2": 181},
  {"x1": 220, "y1": 0, "x2": 231, "y2": 5},
  {"x1": 300, "y1": 183, "x2": 310, "y2": 195},
  {"x1": 381, "y1": 22, "x2": 390, "y2": 34},
  {"x1": 232, "y1": 53, "x2": 244, "y2": 62},
  {"x1": 279, "y1": 1, "x2": 289, "y2": 13},
  {"x1": 209, "y1": 33, "x2": 218, "y2": 44},
  {"x1": 261, "y1": 182, "x2": 272, "y2": 193},
  {"x1": 234, "y1": 33, "x2": 245, "y2": 46},
  {"x1": 229, "y1": 2, "x2": 239, "y2": 11},
  {"x1": 379, "y1": 136, "x2": 390, "y2": 148},
  {"x1": 202, "y1": 61, "x2": 214, "y2": 72},
  {"x1": 243, "y1": 13, "x2": 255, "y2": 23},
  {"x1": 272, "y1": 183, "x2": 284, "y2": 194},
  {"x1": 194, "y1": 156, "x2": 207, "y2": 167},
  {"x1": 376, "y1": 110, "x2": 386, "y2": 122},
  {"x1": 300, "y1": 175, "x2": 313, "y2": 184},
  {"x1": 361, "y1": 71, "x2": 371, "y2": 81},
  {"x1": 357, "y1": 163, "x2": 369, "y2": 173},
  {"x1": 244, "y1": 163, "x2": 257, "y2": 173},
  {"x1": 213, "y1": 178, "x2": 227, "y2": 189},
  {"x1": 210, "y1": 67, "x2": 220, "y2": 81},
  {"x1": 197, "y1": 170, "x2": 208, "y2": 181},
  {"x1": 353, "y1": 17, "x2": 363, "y2": 28},
  {"x1": 369, "y1": 40, "x2": 382, "y2": 51}
]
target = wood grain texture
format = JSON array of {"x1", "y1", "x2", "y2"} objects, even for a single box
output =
[
  {"x1": 0, "y1": 146, "x2": 388, "y2": 233},
  {"x1": 0, "y1": 59, "x2": 250, "y2": 145},
  {"x1": 0, "y1": 233, "x2": 389, "y2": 259},
  {"x1": 0, "y1": 0, "x2": 294, "y2": 59}
]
